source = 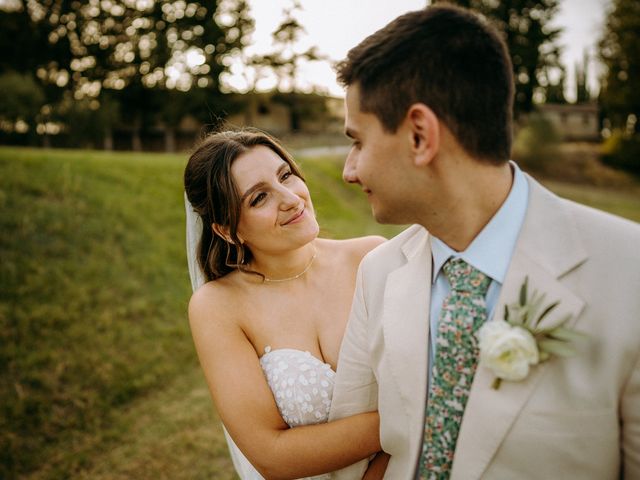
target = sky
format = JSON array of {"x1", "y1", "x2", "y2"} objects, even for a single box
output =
[{"x1": 227, "y1": 0, "x2": 611, "y2": 102}]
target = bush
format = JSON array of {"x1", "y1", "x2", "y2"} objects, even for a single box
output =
[
  {"x1": 601, "y1": 130, "x2": 640, "y2": 175},
  {"x1": 512, "y1": 112, "x2": 561, "y2": 173},
  {"x1": 0, "y1": 72, "x2": 45, "y2": 140}
]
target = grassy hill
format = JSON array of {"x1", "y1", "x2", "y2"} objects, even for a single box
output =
[
  {"x1": 0, "y1": 146, "x2": 638, "y2": 479},
  {"x1": 0, "y1": 146, "x2": 402, "y2": 479},
  {"x1": 0, "y1": 148, "x2": 196, "y2": 479}
]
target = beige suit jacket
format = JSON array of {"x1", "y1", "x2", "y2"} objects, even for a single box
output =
[{"x1": 329, "y1": 176, "x2": 640, "y2": 479}]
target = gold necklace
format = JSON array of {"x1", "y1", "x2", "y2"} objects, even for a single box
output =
[{"x1": 261, "y1": 247, "x2": 318, "y2": 283}]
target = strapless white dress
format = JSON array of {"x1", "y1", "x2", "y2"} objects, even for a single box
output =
[
  {"x1": 257, "y1": 346, "x2": 336, "y2": 480},
  {"x1": 260, "y1": 346, "x2": 335, "y2": 428},
  {"x1": 224, "y1": 347, "x2": 336, "y2": 480}
]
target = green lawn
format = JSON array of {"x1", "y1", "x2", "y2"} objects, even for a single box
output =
[
  {"x1": 0, "y1": 146, "x2": 638, "y2": 479},
  {"x1": 542, "y1": 179, "x2": 640, "y2": 223}
]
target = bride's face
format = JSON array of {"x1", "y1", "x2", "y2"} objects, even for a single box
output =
[{"x1": 231, "y1": 145, "x2": 319, "y2": 253}]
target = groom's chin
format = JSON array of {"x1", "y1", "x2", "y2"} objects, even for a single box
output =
[
  {"x1": 371, "y1": 207, "x2": 401, "y2": 225},
  {"x1": 370, "y1": 202, "x2": 415, "y2": 226}
]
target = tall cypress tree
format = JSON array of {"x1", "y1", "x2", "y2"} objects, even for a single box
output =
[
  {"x1": 599, "y1": 0, "x2": 640, "y2": 132},
  {"x1": 441, "y1": 0, "x2": 563, "y2": 118}
]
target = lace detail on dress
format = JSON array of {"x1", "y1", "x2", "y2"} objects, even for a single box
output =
[{"x1": 259, "y1": 347, "x2": 335, "y2": 428}]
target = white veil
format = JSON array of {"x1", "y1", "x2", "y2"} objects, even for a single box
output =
[{"x1": 184, "y1": 193, "x2": 264, "y2": 479}]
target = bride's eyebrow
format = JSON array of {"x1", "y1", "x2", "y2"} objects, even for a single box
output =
[{"x1": 240, "y1": 162, "x2": 289, "y2": 202}]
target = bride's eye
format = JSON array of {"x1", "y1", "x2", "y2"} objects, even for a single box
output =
[
  {"x1": 250, "y1": 192, "x2": 267, "y2": 207},
  {"x1": 280, "y1": 169, "x2": 292, "y2": 181}
]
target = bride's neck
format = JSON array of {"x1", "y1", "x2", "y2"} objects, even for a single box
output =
[{"x1": 248, "y1": 242, "x2": 317, "y2": 281}]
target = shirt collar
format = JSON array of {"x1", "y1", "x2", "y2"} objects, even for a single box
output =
[{"x1": 431, "y1": 161, "x2": 529, "y2": 284}]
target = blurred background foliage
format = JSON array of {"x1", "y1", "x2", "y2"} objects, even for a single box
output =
[
  {"x1": 512, "y1": 112, "x2": 561, "y2": 173},
  {"x1": 0, "y1": 0, "x2": 637, "y2": 173}
]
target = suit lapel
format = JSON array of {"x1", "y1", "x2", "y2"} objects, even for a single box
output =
[
  {"x1": 451, "y1": 177, "x2": 588, "y2": 479},
  {"x1": 382, "y1": 228, "x2": 432, "y2": 442}
]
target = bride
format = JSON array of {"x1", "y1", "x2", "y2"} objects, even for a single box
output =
[{"x1": 184, "y1": 129, "x2": 388, "y2": 479}]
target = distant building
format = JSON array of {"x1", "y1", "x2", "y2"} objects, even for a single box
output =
[
  {"x1": 225, "y1": 92, "x2": 344, "y2": 136},
  {"x1": 537, "y1": 103, "x2": 600, "y2": 142},
  {"x1": 226, "y1": 94, "x2": 292, "y2": 135}
]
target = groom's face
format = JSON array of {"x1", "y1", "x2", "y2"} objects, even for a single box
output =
[{"x1": 343, "y1": 84, "x2": 414, "y2": 224}]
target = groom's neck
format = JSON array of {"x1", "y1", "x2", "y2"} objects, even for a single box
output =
[{"x1": 418, "y1": 157, "x2": 513, "y2": 252}]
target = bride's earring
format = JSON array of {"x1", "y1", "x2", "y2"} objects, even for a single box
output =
[
  {"x1": 236, "y1": 243, "x2": 246, "y2": 266},
  {"x1": 205, "y1": 235, "x2": 215, "y2": 268},
  {"x1": 224, "y1": 242, "x2": 235, "y2": 269},
  {"x1": 224, "y1": 241, "x2": 245, "y2": 269}
]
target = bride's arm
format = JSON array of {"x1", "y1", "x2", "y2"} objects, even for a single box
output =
[
  {"x1": 189, "y1": 286, "x2": 380, "y2": 480},
  {"x1": 362, "y1": 452, "x2": 390, "y2": 480}
]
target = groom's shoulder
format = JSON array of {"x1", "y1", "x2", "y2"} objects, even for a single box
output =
[
  {"x1": 360, "y1": 224, "x2": 427, "y2": 269},
  {"x1": 527, "y1": 174, "x2": 640, "y2": 250},
  {"x1": 558, "y1": 195, "x2": 640, "y2": 248},
  {"x1": 387, "y1": 223, "x2": 428, "y2": 246}
]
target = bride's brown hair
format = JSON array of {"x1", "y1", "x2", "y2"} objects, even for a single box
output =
[{"x1": 184, "y1": 129, "x2": 305, "y2": 281}]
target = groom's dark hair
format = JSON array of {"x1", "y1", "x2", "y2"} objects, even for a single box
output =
[{"x1": 337, "y1": 4, "x2": 514, "y2": 164}]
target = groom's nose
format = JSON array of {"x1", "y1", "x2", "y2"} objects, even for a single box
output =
[{"x1": 342, "y1": 150, "x2": 359, "y2": 184}]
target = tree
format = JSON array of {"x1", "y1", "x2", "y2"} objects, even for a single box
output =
[
  {"x1": 268, "y1": 1, "x2": 322, "y2": 93},
  {"x1": 249, "y1": 1, "x2": 327, "y2": 131},
  {"x1": 0, "y1": 1, "x2": 75, "y2": 145},
  {"x1": 599, "y1": 0, "x2": 640, "y2": 132},
  {"x1": 543, "y1": 66, "x2": 567, "y2": 104},
  {"x1": 599, "y1": 0, "x2": 640, "y2": 174},
  {"x1": 0, "y1": 71, "x2": 45, "y2": 143},
  {"x1": 441, "y1": 0, "x2": 563, "y2": 117},
  {"x1": 575, "y1": 50, "x2": 590, "y2": 103},
  {"x1": 0, "y1": 0, "x2": 255, "y2": 149},
  {"x1": 238, "y1": 0, "x2": 325, "y2": 94},
  {"x1": 81, "y1": 0, "x2": 234, "y2": 150}
]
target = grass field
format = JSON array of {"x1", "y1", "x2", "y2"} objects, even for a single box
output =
[{"x1": 1, "y1": 146, "x2": 638, "y2": 479}]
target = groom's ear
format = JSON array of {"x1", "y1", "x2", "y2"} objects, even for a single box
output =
[{"x1": 406, "y1": 103, "x2": 439, "y2": 167}]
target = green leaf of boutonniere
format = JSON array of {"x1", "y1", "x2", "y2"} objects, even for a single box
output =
[
  {"x1": 538, "y1": 338, "x2": 577, "y2": 357},
  {"x1": 519, "y1": 277, "x2": 528, "y2": 307},
  {"x1": 535, "y1": 300, "x2": 560, "y2": 327},
  {"x1": 478, "y1": 277, "x2": 588, "y2": 390},
  {"x1": 547, "y1": 325, "x2": 589, "y2": 343}
]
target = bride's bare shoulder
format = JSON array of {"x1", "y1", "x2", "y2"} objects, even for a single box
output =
[
  {"x1": 188, "y1": 273, "x2": 244, "y2": 330},
  {"x1": 317, "y1": 235, "x2": 386, "y2": 264}
]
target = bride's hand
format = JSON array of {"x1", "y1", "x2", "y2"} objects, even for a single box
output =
[{"x1": 362, "y1": 452, "x2": 390, "y2": 480}]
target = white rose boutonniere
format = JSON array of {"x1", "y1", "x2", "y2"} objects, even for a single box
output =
[
  {"x1": 478, "y1": 320, "x2": 539, "y2": 384},
  {"x1": 478, "y1": 277, "x2": 587, "y2": 389}
]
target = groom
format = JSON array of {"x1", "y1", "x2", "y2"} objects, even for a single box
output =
[{"x1": 329, "y1": 4, "x2": 640, "y2": 479}]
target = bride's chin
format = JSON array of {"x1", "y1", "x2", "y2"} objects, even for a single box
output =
[
  {"x1": 283, "y1": 218, "x2": 320, "y2": 247},
  {"x1": 302, "y1": 229, "x2": 319, "y2": 245},
  {"x1": 295, "y1": 227, "x2": 319, "y2": 250},
  {"x1": 308, "y1": 220, "x2": 320, "y2": 240}
]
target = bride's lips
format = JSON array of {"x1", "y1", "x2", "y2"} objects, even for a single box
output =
[{"x1": 282, "y1": 208, "x2": 306, "y2": 225}]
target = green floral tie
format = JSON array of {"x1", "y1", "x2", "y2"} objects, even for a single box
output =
[{"x1": 419, "y1": 258, "x2": 491, "y2": 479}]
